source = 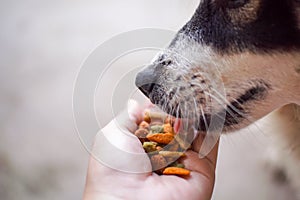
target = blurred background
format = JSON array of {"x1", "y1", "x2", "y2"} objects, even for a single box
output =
[{"x1": 0, "y1": 0, "x2": 297, "y2": 199}]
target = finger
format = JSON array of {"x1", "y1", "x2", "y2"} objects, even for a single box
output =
[
  {"x1": 192, "y1": 133, "x2": 219, "y2": 167},
  {"x1": 180, "y1": 149, "x2": 218, "y2": 181},
  {"x1": 91, "y1": 121, "x2": 152, "y2": 174},
  {"x1": 178, "y1": 150, "x2": 218, "y2": 200},
  {"x1": 90, "y1": 99, "x2": 154, "y2": 174},
  {"x1": 178, "y1": 135, "x2": 219, "y2": 190}
]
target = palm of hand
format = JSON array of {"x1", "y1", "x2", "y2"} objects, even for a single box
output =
[{"x1": 83, "y1": 101, "x2": 218, "y2": 200}]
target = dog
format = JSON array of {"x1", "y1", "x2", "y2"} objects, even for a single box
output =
[{"x1": 136, "y1": 0, "x2": 300, "y2": 197}]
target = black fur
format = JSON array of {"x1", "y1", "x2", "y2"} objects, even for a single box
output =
[{"x1": 170, "y1": 0, "x2": 300, "y2": 54}]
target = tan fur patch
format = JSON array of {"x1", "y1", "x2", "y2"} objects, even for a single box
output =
[{"x1": 227, "y1": 0, "x2": 261, "y2": 25}]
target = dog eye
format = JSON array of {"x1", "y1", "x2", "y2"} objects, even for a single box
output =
[{"x1": 227, "y1": 0, "x2": 249, "y2": 9}]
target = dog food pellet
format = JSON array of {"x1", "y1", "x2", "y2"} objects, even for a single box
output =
[
  {"x1": 171, "y1": 163, "x2": 185, "y2": 168},
  {"x1": 165, "y1": 140, "x2": 180, "y2": 151},
  {"x1": 143, "y1": 111, "x2": 151, "y2": 123},
  {"x1": 163, "y1": 123, "x2": 174, "y2": 133},
  {"x1": 146, "y1": 133, "x2": 174, "y2": 144},
  {"x1": 150, "y1": 125, "x2": 164, "y2": 133},
  {"x1": 139, "y1": 121, "x2": 150, "y2": 129},
  {"x1": 163, "y1": 167, "x2": 190, "y2": 176},
  {"x1": 134, "y1": 129, "x2": 149, "y2": 143},
  {"x1": 158, "y1": 151, "x2": 185, "y2": 158},
  {"x1": 143, "y1": 142, "x2": 157, "y2": 152},
  {"x1": 144, "y1": 110, "x2": 167, "y2": 122},
  {"x1": 134, "y1": 109, "x2": 190, "y2": 177},
  {"x1": 150, "y1": 154, "x2": 167, "y2": 171}
]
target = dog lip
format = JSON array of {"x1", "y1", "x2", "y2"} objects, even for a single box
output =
[
  {"x1": 137, "y1": 83, "x2": 156, "y2": 99},
  {"x1": 198, "y1": 81, "x2": 270, "y2": 131},
  {"x1": 148, "y1": 92, "x2": 183, "y2": 118},
  {"x1": 138, "y1": 86, "x2": 150, "y2": 98},
  {"x1": 147, "y1": 80, "x2": 270, "y2": 132}
]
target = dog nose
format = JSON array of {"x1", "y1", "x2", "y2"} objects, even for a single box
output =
[{"x1": 135, "y1": 67, "x2": 157, "y2": 97}]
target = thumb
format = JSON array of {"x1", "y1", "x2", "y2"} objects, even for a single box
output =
[{"x1": 91, "y1": 100, "x2": 152, "y2": 174}]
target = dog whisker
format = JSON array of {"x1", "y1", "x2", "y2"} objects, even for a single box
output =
[
  {"x1": 200, "y1": 104, "x2": 209, "y2": 132},
  {"x1": 211, "y1": 88, "x2": 248, "y2": 118},
  {"x1": 204, "y1": 91, "x2": 243, "y2": 126}
]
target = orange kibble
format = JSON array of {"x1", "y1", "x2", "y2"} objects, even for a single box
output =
[
  {"x1": 163, "y1": 123, "x2": 174, "y2": 134},
  {"x1": 147, "y1": 133, "x2": 174, "y2": 144},
  {"x1": 163, "y1": 167, "x2": 190, "y2": 176},
  {"x1": 139, "y1": 121, "x2": 149, "y2": 129},
  {"x1": 136, "y1": 109, "x2": 190, "y2": 177}
]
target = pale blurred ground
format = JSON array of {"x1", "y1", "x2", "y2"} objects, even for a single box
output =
[{"x1": 0, "y1": 0, "x2": 297, "y2": 199}]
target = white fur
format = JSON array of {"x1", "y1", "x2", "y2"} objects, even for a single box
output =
[
  {"x1": 262, "y1": 104, "x2": 300, "y2": 198},
  {"x1": 163, "y1": 32, "x2": 300, "y2": 194}
]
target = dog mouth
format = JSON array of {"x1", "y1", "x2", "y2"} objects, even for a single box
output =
[
  {"x1": 146, "y1": 84, "x2": 184, "y2": 118},
  {"x1": 142, "y1": 80, "x2": 270, "y2": 132}
]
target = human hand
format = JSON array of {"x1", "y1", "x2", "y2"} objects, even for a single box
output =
[{"x1": 83, "y1": 100, "x2": 219, "y2": 200}]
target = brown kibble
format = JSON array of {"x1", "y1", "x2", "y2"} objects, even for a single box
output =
[
  {"x1": 139, "y1": 121, "x2": 149, "y2": 129},
  {"x1": 144, "y1": 110, "x2": 166, "y2": 123},
  {"x1": 163, "y1": 123, "x2": 174, "y2": 134},
  {"x1": 158, "y1": 151, "x2": 185, "y2": 158},
  {"x1": 166, "y1": 141, "x2": 179, "y2": 151},
  {"x1": 134, "y1": 128, "x2": 149, "y2": 140},
  {"x1": 147, "y1": 133, "x2": 174, "y2": 144},
  {"x1": 144, "y1": 111, "x2": 151, "y2": 123},
  {"x1": 150, "y1": 154, "x2": 167, "y2": 171},
  {"x1": 163, "y1": 167, "x2": 190, "y2": 176},
  {"x1": 166, "y1": 157, "x2": 177, "y2": 164},
  {"x1": 137, "y1": 109, "x2": 189, "y2": 177}
]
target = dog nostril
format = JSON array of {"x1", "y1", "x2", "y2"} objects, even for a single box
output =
[{"x1": 161, "y1": 59, "x2": 172, "y2": 66}]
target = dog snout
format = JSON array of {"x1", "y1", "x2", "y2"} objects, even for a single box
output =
[{"x1": 135, "y1": 66, "x2": 158, "y2": 97}]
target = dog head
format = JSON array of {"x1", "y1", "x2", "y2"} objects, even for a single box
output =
[{"x1": 136, "y1": 0, "x2": 300, "y2": 132}]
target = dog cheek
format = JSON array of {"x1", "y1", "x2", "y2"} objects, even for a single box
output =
[{"x1": 221, "y1": 75, "x2": 229, "y2": 84}]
